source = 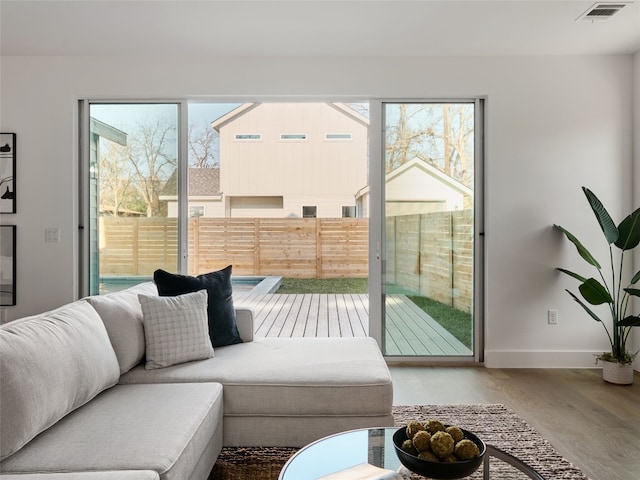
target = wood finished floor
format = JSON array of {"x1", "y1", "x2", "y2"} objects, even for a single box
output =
[{"x1": 390, "y1": 367, "x2": 640, "y2": 480}]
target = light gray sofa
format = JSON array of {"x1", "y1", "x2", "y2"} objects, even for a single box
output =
[{"x1": 0, "y1": 282, "x2": 393, "y2": 479}]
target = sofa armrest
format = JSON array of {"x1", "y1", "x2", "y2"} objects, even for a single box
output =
[{"x1": 235, "y1": 308, "x2": 254, "y2": 343}]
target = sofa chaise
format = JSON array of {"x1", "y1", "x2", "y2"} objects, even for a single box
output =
[{"x1": 0, "y1": 281, "x2": 393, "y2": 479}]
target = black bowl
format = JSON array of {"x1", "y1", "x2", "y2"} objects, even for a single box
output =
[{"x1": 393, "y1": 426, "x2": 486, "y2": 479}]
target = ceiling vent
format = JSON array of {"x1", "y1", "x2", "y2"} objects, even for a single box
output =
[{"x1": 577, "y1": 2, "x2": 630, "y2": 21}]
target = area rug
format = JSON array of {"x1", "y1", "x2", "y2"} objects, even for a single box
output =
[{"x1": 209, "y1": 404, "x2": 589, "y2": 480}]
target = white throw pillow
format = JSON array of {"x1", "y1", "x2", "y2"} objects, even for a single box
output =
[{"x1": 138, "y1": 290, "x2": 214, "y2": 370}]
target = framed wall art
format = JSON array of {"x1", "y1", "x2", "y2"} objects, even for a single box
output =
[
  {"x1": 0, "y1": 225, "x2": 16, "y2": 306},
  {"x1": 0, "y1": 133, "x2": 16, "y2": 213}
]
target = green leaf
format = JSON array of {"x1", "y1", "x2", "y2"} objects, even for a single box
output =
[
  {"x1": 578, "y1": 278, "x2": 613, "y2": 305},
  {"x1": 630, "y1": 270, "x2": 640, "y2": 285},
  {"x1": 615, "y1": 208, "x2": 640, "y2": 250},
  {"x1": 623, "y1": 288, "x2": 640, "y2": 298},
  {"x1": 617, "y1": 315, "x2": 640, "y2": 327},
  {"x1": 557, "y1": 268, "x2": 587, "y2": 283},
  {"x1": 554, "y1": 224, "x2": 601, "y2": 269},
  {"x1": 566, "y1": 289, "x2": 604, "y2": 323},
  {"x1": 583, "y1": 187, "x2": 619, "y2": 245}
]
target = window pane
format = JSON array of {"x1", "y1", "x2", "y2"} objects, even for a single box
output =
[
  {"x1": 186, "y1": 102, "x2": 369, "y2": 292},
  {"x1": 383, "y1": 102, "x2": 475, "y2": 358},
  {"x1": 89, "y1": 103, "x2": 179, "y2": 294}
]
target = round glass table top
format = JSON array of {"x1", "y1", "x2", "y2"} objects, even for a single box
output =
[
  {"x1": 280, "y1": 428, "x2": 400, "y2": 479},
  {"x1": 279, "y1": 427, "x2": 546, "y2": 480}
]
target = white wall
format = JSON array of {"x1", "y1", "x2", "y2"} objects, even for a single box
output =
[
  {"x1": 0, "y1": 54, "x2": 635, "y2": 368},
  {"x1": 634, "y1": 51, "x2": 640, "y2": 371}
]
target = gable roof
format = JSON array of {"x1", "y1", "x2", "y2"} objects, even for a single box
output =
[
  {"x1": 357, "y1": 157, "x2": 472, "y2": 199},
  {"x1": 386, "y1": 158, "x2": 473, "y2": 197},
  {"x1": 161, "y1": 168, "x2": 220, "y2": 197},
  {"x1": 211, "y1": 102, "x2": 369, "y2": 131}
]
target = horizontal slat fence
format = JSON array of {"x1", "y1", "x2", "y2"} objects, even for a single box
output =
[
  {"x1": 386, "y1": 210, "x2": 473, "y2": 313},
  {"x1": 99, "y1": 217, "x2": 178, "y2": 275},
  {"x1": 100, "y1": 212, "x2": 473, "y2": 313},
  {"x1": 100, "y1": 217, "x2": 369, "y2": 278}
]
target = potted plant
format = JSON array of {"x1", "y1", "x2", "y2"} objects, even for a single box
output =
[{"x1": 555, "y1": 187, "x2": 640, "y2": 384}]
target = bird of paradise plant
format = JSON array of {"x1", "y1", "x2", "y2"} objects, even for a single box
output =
[{"x1": 555, "y1": 187, "x2": 640, "y2": 364}]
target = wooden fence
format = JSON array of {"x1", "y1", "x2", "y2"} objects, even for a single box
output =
[
  {"x1": 386, "y1": 210, "x2": 473, "y2": 313},
  {"x1": 99, "y1": 211, "x2": 473, "y2": 312},
  {"x1": 99, "y1": 217, "x2": 368, "y2": 278}
]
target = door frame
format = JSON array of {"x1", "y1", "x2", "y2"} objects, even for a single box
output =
[{"x1": 368, "y1": 98, "x2": 485, "y2": 364}]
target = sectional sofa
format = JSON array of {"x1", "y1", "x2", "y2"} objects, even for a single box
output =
[{"x1": 0, "y1": 281, "x2": 394, "y2": 480}]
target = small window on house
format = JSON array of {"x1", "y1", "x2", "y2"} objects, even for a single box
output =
[
  {"x1": 325, "y1": 133, "x2": 352, "y2": 140},
  {"x1": 189, "y1": 205, "x2": 205, "y2": 218},
  {"x1": 342, "y1": 206, "x2": 356, "y2": 218},
  {"x1": 280, "y1": 133, "x2": 307, "y2": 141},
  {"x1": 235, "y1": 133, "x2": 262, "y2": 141},
  {"x1": 302, "y1": 206, "x2": 317, "y2": 218}
]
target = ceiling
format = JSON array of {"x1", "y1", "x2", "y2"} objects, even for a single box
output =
[{"x1": 1, "y1": 0, "x2": 639, "y2": 57}]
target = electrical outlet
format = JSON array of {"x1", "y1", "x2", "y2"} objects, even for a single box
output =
[{"x1": 548, "y1": 309, "x2": 558, "y2": 325}]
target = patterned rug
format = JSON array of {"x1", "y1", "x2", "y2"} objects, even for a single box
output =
[{"x1": 209, "y1": 404, "x2": 589, "y2": 480}]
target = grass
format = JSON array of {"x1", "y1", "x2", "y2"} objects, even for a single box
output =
[
  {"x1": 277, "y1": 277, "x2": 368, "y2": 294},
  {"x1": 407, "y1": 295, "x2": 473, "y2": 349},
  {"x1": 276, "y1": 278, "x2": 472, "y2": 349}
]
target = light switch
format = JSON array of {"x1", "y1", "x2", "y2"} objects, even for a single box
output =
[{"x1": 45, "y1": 228, "x2": 60, "y2": 243}]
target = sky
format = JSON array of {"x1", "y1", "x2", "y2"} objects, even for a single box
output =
[{"x1": 90, "y1": 102, "x2": 240, "y2": 134}]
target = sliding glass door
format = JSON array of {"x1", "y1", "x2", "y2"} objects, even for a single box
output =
[
  {"x1": 85, "y1": 103, "x2": 180, "y2": 294},
  {"x1": 80, "y1": 98, "x2": 483, "y2": 361},
  {"x1": 379, "y1": 100, "x2": 483, "y2": 360}
]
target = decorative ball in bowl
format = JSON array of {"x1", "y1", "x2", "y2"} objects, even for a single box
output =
[{"x1": 392, "y1": 421, "x2": 486, "y2": 479}]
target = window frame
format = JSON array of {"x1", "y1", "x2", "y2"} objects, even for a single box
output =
[
  {"x1": 302, "y1": 205, "x2": 317, "y2": 218},
  {"x1": 235, "y1": 133, "x2": 262, "y2": 141},
  {"x1": 280, "y1": 133, "x2": 308, "y2": 141}
]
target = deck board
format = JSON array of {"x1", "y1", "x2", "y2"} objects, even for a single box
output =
[{"x1": 234, "y1": 293, "x2": 472, "y2": 356}]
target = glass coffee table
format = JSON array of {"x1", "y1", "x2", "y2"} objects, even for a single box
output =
[{"x1": 279, "y1": 428, "x2": 545, "y2": 480}]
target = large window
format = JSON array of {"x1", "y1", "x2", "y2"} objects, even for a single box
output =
[{"x1": 81, "y1": 99, "x2": 483, "y2": 362}]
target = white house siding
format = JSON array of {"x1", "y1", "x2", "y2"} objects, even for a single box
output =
[
  {"x1": 217, "y1": 103, "x2": 368, "y2": 218},
  {"x1": 228, "y1": 194, "x2": 358, "y2": 218},
  {"x1": 167, "y1": 199, "x2": 225, "y2": 218}
]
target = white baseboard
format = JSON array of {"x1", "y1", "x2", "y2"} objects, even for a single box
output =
[{"x1": 484, "y1": 350, "x2": 639, "y2": 370}]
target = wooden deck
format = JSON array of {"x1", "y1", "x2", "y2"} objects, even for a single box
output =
[{"x1": 233, "y1": 293, "x2": 472, "y2": 357}]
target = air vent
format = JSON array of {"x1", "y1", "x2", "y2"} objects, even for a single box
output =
[{"x1": 577, "y1": 2, "x2": 629, "y2": 21}]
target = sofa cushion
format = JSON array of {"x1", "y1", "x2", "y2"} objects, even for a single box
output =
[
  {"x1": 0, "y1": 383, "x2": 223, "y2": 480},
  {"x1": 0, "y1": 301, "x2": 120, "y2": 461},
  {"x1": 120, "y1": 337, "x2": 393, "y2": 417},
  {"x1": 154, "y1": 266, "x2": 242, "y2": 348},
  {"x1": 0, "y1": 472, "x2": 160, "y2": 479},
  {"x1": 119, "y1": 337, "x2": 393, "y2": 447},
  {"x1": 85, "y1": 282, "x2": 158, "y2": 374},
  {"x1": 139, "y1": 290, "x2": 214, "y2": 370}
]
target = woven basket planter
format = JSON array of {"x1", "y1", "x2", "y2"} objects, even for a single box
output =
[{"x1": 600, "y1": 359, "x2": 634, "y2": 385}]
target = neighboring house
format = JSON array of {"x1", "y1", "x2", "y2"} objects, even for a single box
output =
[
  {"x1": 211, "y1": 102, "x2": 369, "y2": 218},
  {"x1": 164, "y1": 108, "x2": 472, "y2": 219},
  {"x1": 357, "y1": 157, "x2": 473, "y2": 217},
  {"x1": 161, "y1": 168, "x2": 224, "y2": 218}
]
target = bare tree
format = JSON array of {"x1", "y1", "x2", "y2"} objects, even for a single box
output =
[
  {"x1": 385, "y1": 104, "x2": 432, "y2": 172},
  {"x1": 98, "y1": 141, "x2": 138, "y2": 216},
  {"x1": 188, "y1": 124, "x2": 218, "y2": 168},
  {"x1": 385, "y1": 103, "x2": 474, "y2": 187},
  {"x1": 126, "y1": 118, "x2": 177, "y2": 217}
]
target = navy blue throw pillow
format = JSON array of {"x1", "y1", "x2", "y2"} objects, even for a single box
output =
[{"x1": 153, "y1": 265, "x2": 243, "y2": 347}]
